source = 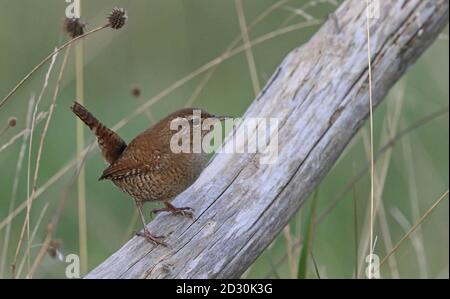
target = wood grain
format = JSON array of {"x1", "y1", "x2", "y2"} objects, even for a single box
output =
[{"x1": 86, "y1": 0, "x2": 449, "y2": 278}]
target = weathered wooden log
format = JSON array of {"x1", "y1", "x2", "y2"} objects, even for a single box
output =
[{"x1": 86, "y1": 0, "x2": 449, "y2": 278}]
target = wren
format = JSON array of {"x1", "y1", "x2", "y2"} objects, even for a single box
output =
[{"x1": 70, "y1": 101, "x2": 227, "y2": 246}]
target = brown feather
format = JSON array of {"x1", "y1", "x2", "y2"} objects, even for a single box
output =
[
  {"x1": 99, "y1": 108, "x2": 213, "y2": 202},
  {"x1": 70, "y1": 101, "x2": 127, "y2": 165},
  {"x1": 71, "y1": 104, "x2": 216, "y2": 203}
]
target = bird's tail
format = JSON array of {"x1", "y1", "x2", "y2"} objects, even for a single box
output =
[{"x1": 70, "y1": 101, "x2": 127, "y2": 165}]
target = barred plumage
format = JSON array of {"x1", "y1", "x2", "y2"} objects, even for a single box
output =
[{"x1": 70, "y1": 102, "x2": 225, "y2": 246}]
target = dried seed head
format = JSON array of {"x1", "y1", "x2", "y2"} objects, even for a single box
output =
[
  {"x1": 108, "y1": 7, "x2": 127, "y2": 29},
  {"x1": 47, "y1": 239, "x2": 64, "y2": 261},
  {"x1": 8, "y1": 117, "x2": 17, "y2": 127},
  {"x1": 64, "y1": 17, "x2": 87, "y2": 38},
  {"x1": 131, "y1": 86, "x2": 141, "y2": 98}
]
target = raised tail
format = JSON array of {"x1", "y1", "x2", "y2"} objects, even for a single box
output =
[{"x1": 70, "y1": 101, "x2": 127, "y2": 165}]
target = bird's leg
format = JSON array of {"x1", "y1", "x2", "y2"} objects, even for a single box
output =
[
  {"x1": 151, "y1": 202, "x2": 194, "y2": 219},
  {"x1": 135, "y1": 201, "x2": 167, "y2": 246}
]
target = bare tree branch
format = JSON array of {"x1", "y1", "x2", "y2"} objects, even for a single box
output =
[{"x1": 86, "y1": 0, "x2": 449, "y2": 279}]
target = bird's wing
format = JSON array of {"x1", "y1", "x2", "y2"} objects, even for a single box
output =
[{"x1": 99, "y1": 146, "x2": 172, "y2": 181}]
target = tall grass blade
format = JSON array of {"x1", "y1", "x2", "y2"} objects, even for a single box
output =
[{"x1": 297, "y1": 190, "x2": 318, "y2": 279}]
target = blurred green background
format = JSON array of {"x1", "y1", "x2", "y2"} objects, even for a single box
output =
[{"x1": 0, "y1": 0, "x2": 448, "y2": 279}]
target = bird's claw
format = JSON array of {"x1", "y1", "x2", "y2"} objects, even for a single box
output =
[
  {"x1": 135, "y1": 229, "x2": 167, "y2": 247},
  {"x1": 151, "y1": 206, "x2": 194, "y2": 219},
  {"x1": 174, "y1": 208, "x2": 194, "y2": 219}
]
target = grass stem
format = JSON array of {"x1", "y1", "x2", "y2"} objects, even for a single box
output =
[
  {"x1": 0, "y1": 25, "x2": 109, "y2": 110},
  {"x1": 75, "y1": 17, "x2": 88, "y2": 276}
]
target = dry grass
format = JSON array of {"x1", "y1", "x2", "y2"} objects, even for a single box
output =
[
  {"x1": 12, "y1": 49, "x2": 59, "y2": 277},
  {"x1": 356, "y1": 80, "x2": 406, "y2": 278},
  {"x1": 75, "y1": 26, "x2": 88, "y2": 276},
  {"x1": 365, "y1": 0, "x2": 376, "y2": 278},
  {"x1": 0, "y1": 0, "x2": 322, "y2": 278},
  {"x1": 315, "y1": 106, "x2": 449, "y2": 226},
  {"x1": 16, "y1": 202, "x2": 49, "y2": 278},
  {"x1": 380, "y1": 190, "x2": 449, "y2": 268},
  {"x1": 235, "y1": 0, "x2": 261, "y2": 96},
  {"x1": 263, "y1": 105, "x2": 448, "y2": 279},
  {"x1": 11, "y1": 44, "x2": 71, "y2": 278},
  {"x1": 0, "y1": 96, "x2": 35, "y2": 277},
  {"x1": 0, "y1": 25, "x2": 109, "y2": 110},
  {"x1": 185, "y1": 0, "x2": 292, "y2": 108},
  {"x1": 0, "y1": 1, "x2": 447, "y2": 278},
  {"x1": 401, "y1": 133, "x2": 428, "y2": 277},
  {"x1": 0, "y1": 16, "x2": 323, "y2": 236}
]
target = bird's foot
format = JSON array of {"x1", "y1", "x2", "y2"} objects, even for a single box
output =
[
  {"x1": 151, "y1": 205, "x2": 194, "y2": 219},
  {"x1": 135, "y1": 229, "x2": 167, "y2": 247}
]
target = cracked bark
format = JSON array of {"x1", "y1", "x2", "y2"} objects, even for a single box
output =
[{"x1": 86, "y1": 0, "x2": 448, "y2": 279}]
